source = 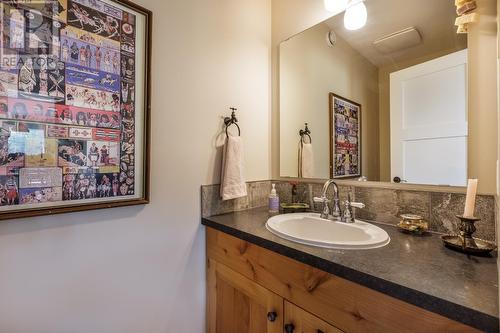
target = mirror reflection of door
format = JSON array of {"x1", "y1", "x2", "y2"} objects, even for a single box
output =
[{"x1": 390, "y1": 50, "x2": 468, "y2": 186}]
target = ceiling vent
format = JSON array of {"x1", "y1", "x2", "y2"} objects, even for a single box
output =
[{"x1": 373, "y1": 27, "x2": 422, "y2": 54}]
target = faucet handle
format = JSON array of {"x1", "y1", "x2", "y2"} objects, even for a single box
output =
[
  {"x1": 344, "y1": 194, "x2": 364, "y2": 209},
  {"x1": 341, "y1": 194, "x2": 365, "y2": 223},
  {"x1": 313, "y1": 196, "x2": 330, "y2": 203},
  {"x1": 349, "y1": 202, "x2": 365, "y2": 209}
]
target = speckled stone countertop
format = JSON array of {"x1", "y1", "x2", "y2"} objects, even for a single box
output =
[{"x1": 202, "y1": 207, "x2": 499, "y2": 333}]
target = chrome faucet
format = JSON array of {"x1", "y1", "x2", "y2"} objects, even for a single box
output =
[
  {"x1": 313, "y1": 180, "x2": 341, "y2": 220},
  {"x1": 313, "y1": 180, "x2": 365, "y2": 223}
]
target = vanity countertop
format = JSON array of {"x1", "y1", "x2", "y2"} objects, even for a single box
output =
[{"x1": 202, "y1": 207, "x2": 499, "y2": 333}]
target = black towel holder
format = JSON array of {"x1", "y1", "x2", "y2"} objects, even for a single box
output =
[
  {"x1": 299, "y1": 123, "x2": 311, "y2": 143},
  {"x1": 224, "y1": 107, "x2": 241, "y2": 137}
]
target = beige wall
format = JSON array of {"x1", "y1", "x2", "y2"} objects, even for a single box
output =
[
  {"x1": 279, "y1": 23, "x2": 379, "y2": 180},
  {"x1": 497, "y1": 0, "x2": 499, "y2": 319},
  {"x1": 271, "y1": 0, "x2": 332, "y2": 179},
  {"x1": 495, "y1": 0, "x2": 499, "y2": 318},
  {"x1": 468, "y1": 0, "x2": 498, "y2": 194},
  {"x1": 0, "y1": 0, "x2": 271, "y2": 332}
]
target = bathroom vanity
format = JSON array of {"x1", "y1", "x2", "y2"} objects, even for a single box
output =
[
  {"x1": 201, "y1": 0, "x2": 499, "y2": 332},
  {"x1": 203, "y1": 208, "x2": 498, "y2": 333}
]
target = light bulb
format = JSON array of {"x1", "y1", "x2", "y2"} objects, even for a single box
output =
[
  {"x1": 324, "y1": 0, "x2": 348, "y2": 14},
  {"x1": 344, "y1": 1, "x2": 367, "y2": 30}
]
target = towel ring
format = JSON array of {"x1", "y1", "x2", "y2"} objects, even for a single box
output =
[
  {"x1": 224, "y1": 108, "x2": 241, "y2": 137},
  {"x1": 300, "y1": 133, "x2": 312, "y2": 144},
  {"x1": 225, "y1": 122, "x2": 241, "y2": 137},
  {"x1": 299, "y1": 123, "x2": 311, "y2": 143}
]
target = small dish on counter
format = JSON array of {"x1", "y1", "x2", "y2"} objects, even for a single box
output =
[
  {"x1": 397, "y1": 214, "x2": 429, "y2": 235},
  {"x1": 280, "y1": 202, "x2": 310, "y2": 213}
]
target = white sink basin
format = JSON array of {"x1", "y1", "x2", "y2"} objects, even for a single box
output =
[{"x1": 266, "y1": 213, "x2": 390, "y2": 250}]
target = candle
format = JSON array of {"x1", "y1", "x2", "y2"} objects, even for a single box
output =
[{"x1": 463, "y1": 179, "x2": 478, "y2": 218}]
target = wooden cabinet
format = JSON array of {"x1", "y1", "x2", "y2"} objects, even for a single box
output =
[
  {"x1": 207, "y1": 258, "x2": 283, "y2": 333},
  {"x1": 284, "y1": 301, "x2": 344, "y2": 333},
  {"x1": 207, "y1": 256, "x2": 344, "y2": 333},
  {"x1": 206, "y1": 228, "x2": 480, "y2": 333}
]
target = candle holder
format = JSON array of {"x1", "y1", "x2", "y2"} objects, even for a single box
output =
[
  {"x1": 456, "y1": 215, "x2": 480, "y2": 248},
  {"x1": 441, "y1": 215, "x2": 497, "y2": 255}
]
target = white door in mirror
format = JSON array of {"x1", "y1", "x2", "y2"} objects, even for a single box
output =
[
  {"x1": 266, "y1": 213, "x2": 390, "y2": 250},
  {"x1": 390, "y1": 49, "x2": 468, "y2": 187}
]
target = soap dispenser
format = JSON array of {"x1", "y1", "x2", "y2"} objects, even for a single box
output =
[{"x1": 269, "y1": 184, "x2": 280, "y2": 213}]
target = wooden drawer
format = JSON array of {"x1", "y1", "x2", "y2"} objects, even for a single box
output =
[{"x1": 285, "y1": 301, "x2": 344, "y2": 333}]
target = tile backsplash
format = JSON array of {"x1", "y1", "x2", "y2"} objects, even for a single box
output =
[
  {"x1": 201, "y1": 180, "x2": 497, "y2": 243},
  {"x1": 201, "y1": 181, "x2": 271, "y2": 218}
]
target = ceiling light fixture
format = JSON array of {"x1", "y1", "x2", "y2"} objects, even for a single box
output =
[{"x1": 343, "y1": 0, "x2": 367, "y2": 30}]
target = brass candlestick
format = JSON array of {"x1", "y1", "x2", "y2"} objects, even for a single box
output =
[
  {"x1": 441, "y1": 215, "x2": 497, "y2": 255},
  {"x1": 456, "y1": 215, "x2": 480, "y2": 249}
]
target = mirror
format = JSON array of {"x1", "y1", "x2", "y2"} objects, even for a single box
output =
[{"x1": 279, "y1": 0, "x2": 478, "y2": 187}]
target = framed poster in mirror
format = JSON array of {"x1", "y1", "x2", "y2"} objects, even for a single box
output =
[
  {"x1": 329, "y1": 93, "x2": 361, "y2": 179},
  {"x1": 0, "y1": 0, "x2": 151, "y2": 220}
]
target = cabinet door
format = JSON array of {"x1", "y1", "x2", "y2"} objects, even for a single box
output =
[
  {"x1": 284, "y1": 301, "x2": 344, "y2": 333},
  {"x1": 207, "y1": 258, "x2": 283, "y2": 333}
]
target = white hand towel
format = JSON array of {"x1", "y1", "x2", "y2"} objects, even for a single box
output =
[
  {"x1": 300, "y1": 143, "x2": 314, "y2": 178},
  {"x1": 220, "y1": 135, "x2": 247, "y2": 200}
]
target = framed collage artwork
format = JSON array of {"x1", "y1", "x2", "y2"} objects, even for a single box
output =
[
  {"x1": 329, "y1": 93, "x2": 361, "y2": 179},
  {"x1": 0, "y1": 0, "x2": 151, "y2": 220}
]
